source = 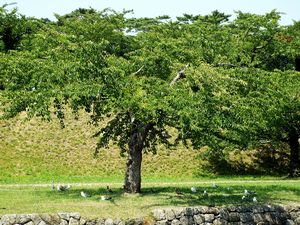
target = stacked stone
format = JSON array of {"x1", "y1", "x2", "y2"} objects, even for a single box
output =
[
  {"x1": 0, "y1": 213, "x2": 144, "y2": 225},
  {"x1": 1, "y1": 205, "x2": 300, "y2": 225},
  {"x1": 152, "y1": 205, "x2": 300, "y2": 225}
]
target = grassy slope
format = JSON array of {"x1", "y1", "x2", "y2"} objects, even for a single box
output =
[{"x1": 0, "y1": 110, "x2": 200, "y2": 184}]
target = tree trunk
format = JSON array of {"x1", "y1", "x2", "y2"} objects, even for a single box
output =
[
  {"x1": 289, "y1": 127, "x2": 300, "y2": 177},
  {"x1": 124, "y1": 122, "x2": 154, "y2": 193}
]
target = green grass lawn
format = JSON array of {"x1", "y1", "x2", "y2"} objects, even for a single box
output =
[{"x1": 0, "y1": 179, "x2": 299, "y2": 219}]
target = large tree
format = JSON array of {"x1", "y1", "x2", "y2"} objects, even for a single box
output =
[{"x1": 1, "y1": 7, "x2": 299, "y2": 193}]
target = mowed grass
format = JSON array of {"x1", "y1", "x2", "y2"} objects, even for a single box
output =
[{"x1": 0, "y1": 180, "x2": 300, "y2": 218}]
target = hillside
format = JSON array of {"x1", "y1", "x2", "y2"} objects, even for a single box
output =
[{"x1": 0, "y1": 110, "x2": 199, "y2": 183}]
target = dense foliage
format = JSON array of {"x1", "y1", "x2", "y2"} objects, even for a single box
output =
[{"x1": 0, "y1": 5, "x2": 299, "y2": 192}]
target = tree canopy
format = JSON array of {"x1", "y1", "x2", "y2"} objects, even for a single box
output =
[{"x1": 1, "y1": 6, "x2": 299, "y2": 192}]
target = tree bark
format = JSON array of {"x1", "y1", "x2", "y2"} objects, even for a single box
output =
[
  {"x1": 124, "y1": 122, "x2": 154, "y2": 193},
  {"x1": 288, "y1": 127, "x2": 300, "y2": 177}
]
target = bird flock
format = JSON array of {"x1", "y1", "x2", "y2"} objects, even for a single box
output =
[
  {"x1": 51, "y1": 181, "x2": 259, "y2": 203},
  {"x1": 187, "y1": 183, "x2": 258, "y2": 203},
  {"x1": 51, "y1": 181, "x2": 114, "y2": 201}
]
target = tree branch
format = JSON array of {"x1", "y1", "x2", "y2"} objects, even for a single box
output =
[{"x1": 170, "y1": 64, "x2": 189, "y2": 85}]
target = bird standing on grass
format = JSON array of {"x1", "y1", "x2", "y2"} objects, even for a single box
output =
[
  {"x1": 106, "y1": 186, "x2": 113, "y2": 193},
  {"x1": 191, "y1": 186, "x2": 197, "y2": 193},
  {"x1": 212, "y1": 183, "x2": 218, "y2": 188},
  {"x1": 203, "y1": 190, "x2": 208, "y2": 197},
  {"x1": 57, "y1": 184, "x2": 71, "y2": 192},
  {"x1": 175, "y1": 188, "x2": 184, "y2": 196},
  {"x1": 80, "y1": 191, "x2": 89, "y2": 198}
]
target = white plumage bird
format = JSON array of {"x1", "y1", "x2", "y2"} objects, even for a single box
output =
[
  {"x1": 191, "y1": 187, "x2": 197, "y2": 193},
  {"x1": 212, "y1": 183, "x2": 218, "y2": 188},
  {"x1": 80, "y1": 191, "x2": 89, "y2": 198},
  {"x1": 203, "y1": 190, "x2": 208, "y2": 197},
  {"x1": 57, "y1": 184, "x2": 71, "y2": 192},
  {"x1": 253, "y1": 197, "x2": 258, "y2": 202}
]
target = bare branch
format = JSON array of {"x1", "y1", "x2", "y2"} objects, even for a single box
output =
[
  {"x1": 133, "y1": 65, "x2": 144, "y2": 75},
  {"x1": 170, "y1": 64, "x2": 189, "y2": 85}
]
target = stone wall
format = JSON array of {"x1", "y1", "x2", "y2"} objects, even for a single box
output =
[
  {"x1": 152, "y1": 205, "x2": 300, "y2": 225},
  {"x1": 0, "y1": 205, "x2": 300, "y2": 225}
]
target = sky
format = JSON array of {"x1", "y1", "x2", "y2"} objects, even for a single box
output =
[{"x1": 2, "y1": 0, "x2": 300, "y2": 25}]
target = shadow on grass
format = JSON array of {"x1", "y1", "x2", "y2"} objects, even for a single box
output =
[{"x1": 42, "y1": 184, "x2": 300, "y2": 209}]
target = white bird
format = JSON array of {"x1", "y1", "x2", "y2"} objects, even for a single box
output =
[
  {"x1": 242, "y1": 195, "x2": 246, "y2": 200},
  {"x1": 80, "y1": 191, "x2": 89, "y2": 198},
  {"x1": 203, "y1": 190, "x2": 208, "y2": 197},
  {"x1": 191, "y1": 187, "x2": 197, "y2": 193},
  {"x1": 101, "y1": 195, "x2": 112, "y2": 200},
  {"x1": 244, "y1": 189, "x2": 255, "y2": 196},
  {"x1": 212, "y1": 183, "x2": 218, "y2": 188},
  {"x1": 57, "y1": 184, "x2": 71, "y2": 192},
  {"x1": 253, "y1": 197, "x2": 258, "y2": 202}
]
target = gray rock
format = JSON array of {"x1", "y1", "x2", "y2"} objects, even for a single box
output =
[
  {"x1": 24, "y1": 222, "x2": 35, "y2": 225},
  {"x1": 229, "y1": 213, "x2": 240, "y2": 222},
  {"x1": 174, "y1": 208, "x2": 185, "y2": 219},
  {"x1": 30, "y1": 214, "x2": 42, "y2": 225},
  {"x1": 165, "y1": 209, "x2": 175, "y2": 221},
  {"x1": 79, "y1": 218, "x2": 87, "y2": 225},
  {"x1": 205, "y1": 214, "x2": 215, "y2": 223},
  {"x1": 37, "y1": 221, "x2": 47, "y2": 225},
  {"x1": 220, "y1": 209, "x2": 230, "y2": 221},
  {"x1": 295, "y1": 217, "x2": 300, "y2": 225},
  {"x1": 237, "y1": 206, "x2": 252, "y2": 213},
  {"x1": 179, "y1": 216, "x2": 189, "y2": 225},
  {"x1": 96, "y1": 219, "x2": 105, "y2": 225},
  {"x1": 70, "y1": 213, "x2": 81, "y2": 220},
  {"x1": 290, "y1": 212, "x2": 300, "y2": 220},
  {"x1": 70, "y1": 217, "x2": 80, "y2": 225},
  {"x1": 252, "y1": 214, "x2": 265, "y2": 224},
  {"x1": 153, "y1": 209, "x2": 166, "y2": 220},
  {"x1": 0, "y1": 214, "x2": 17, "y2": 225},
  {"x1": 252, "y1": 207, "x2": 265, "y2": 214},
  {"x1": 60, "y1": 220, "x2": 69, "y2": 225},
  {"x1": 198, "y1": 206, "x2": 209, "y2": 214},
  {"x1": 40, "y1": 214, "x2": 61, "y2": 224},
  {"x1": 227, "y1": 206, "x2": 238, "y2": 212},
  {"x1": 85, "y1": 220, "x2": 97, "y2": 225},
  {"x1": 58, "y1": 213, "x2": 70, "y2": 221},
  {"x1": 185, "y1": 208, "x2": 193, "y2": 216},
  {"x1": 193, "y1": 214, "x2": 204, "y2": 224},
  {"x1": 208, "y1": 207, "x2": 220, "y2": 215},
  {"x1": 240, "y1": 213, "x2": 253, "y2": 223},
  {"x1": 155, "y1": 220, "x2": 168, "y2": 225},
  {"x1": 171, "y1": 219, "x2": 180, "y2": 225},
  {"x1": 16, "y1": 214, "x2": 31, "y2": 224},
  {"x1": 104, "y1": 218, "x2": 114, "y2": 225},
  {"x1": 124, "y1": 218, "x2": 143, "y2": 225},
  {"x1": 113, "y1": 219, "x2": 122, "y2": 225},
  {"x1": 192, "y1": 208, "x2": 199, "y2": 215},
  {"x1": 213, "y1": 219, "x2": 228, "y2": 225},
  {"x1": 286, "y1": 219, "x2": 295, "y2": 225}
]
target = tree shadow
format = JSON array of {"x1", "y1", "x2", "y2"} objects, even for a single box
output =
[{"x1": 42, "y1": 183, "x2": 300, "y2": 209}]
